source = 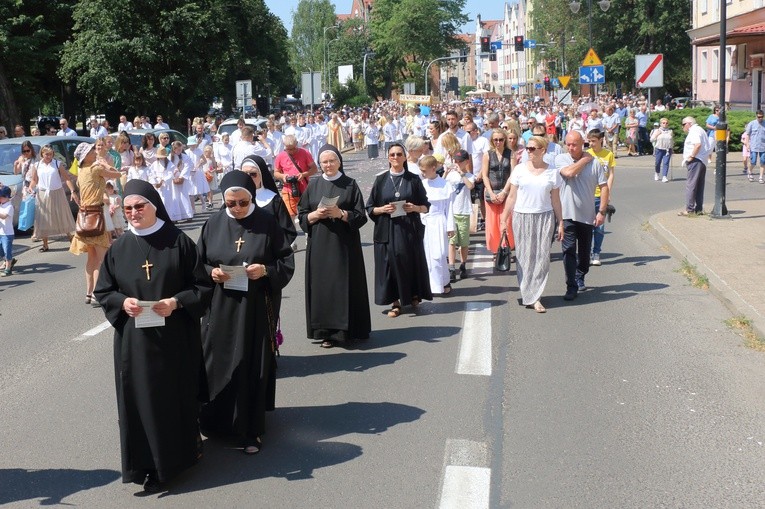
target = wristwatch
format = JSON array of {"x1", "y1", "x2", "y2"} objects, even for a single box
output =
[
  {"x1": 597, "y1": 210, "x2": 606, "y2": 215},
  {"x1": 262, "y1": 265, "x2": 269, "y2": 277}
]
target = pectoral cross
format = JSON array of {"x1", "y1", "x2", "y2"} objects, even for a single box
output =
[
  {"x1": 235, "y1": 236, "x2": 245, "y2": 253},
  {"x1": 142, "y1": 259, "x2": 153, "y2": 281}
]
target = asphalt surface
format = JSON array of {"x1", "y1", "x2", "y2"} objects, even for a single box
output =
[{"x1": 1, "y1": 148, "x2": 763, "y2": 508}]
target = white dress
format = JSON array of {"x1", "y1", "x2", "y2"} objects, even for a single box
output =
[
  {"x1": 420, "y1": 176, "x2": 455, "y2": 294},
  {"x1": 166, "y1": 156, "x2": 194, "y2": 221},
  {"x1": 109, "y1": 194, "x2": 127, "y2": 230},
  {"x1": 127, "y1": 165, "x2": 148, "y2": 182},
  {"x1": 187, "y1": 149, "x2": 210, "y2": 195},
  {"x1": 148, "y1": 161, "x2": 173, "y2": 206}
]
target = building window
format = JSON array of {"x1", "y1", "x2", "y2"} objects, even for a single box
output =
[
  {"x1": 701, "y1": 50, "x2": 708, "y2": 82},
  {"x1": 712, "y1": 49, "x2": 719, "y2": 81},
  {"x1": 700, "y1": 0, "x2": 707, "y2": 13},
  {"x1": 725, "y1": 46, "x2": 733, "y2": 80}
]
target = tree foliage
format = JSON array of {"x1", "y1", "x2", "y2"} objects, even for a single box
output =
[
  {"x1": 289, "y1": 0, "x2": 338, "y2": 80},
  {"x1": 369, "y1": 0, "x2": 468, "y2": 98},
  {"x1": 529, "y1": 0, "x2": 691, "y2": 95}
]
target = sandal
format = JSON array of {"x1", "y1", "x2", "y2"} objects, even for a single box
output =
[
  {"x1": 244, "y1": 437, "x2": 262, "y2": 455},
  {"x1": 387, "y1": 305, "x2": 401, "y2": 318},
  {"x1": 442, "y1": 284, "x2": 452, "y2": 295},
  {"x1": 320, "y1": 340, "x2": 335, "y2": 348},
  {"x1": 39, "y1": 246, "x2": 49, "y2": 252},
  {"x1": 411, "y1": 296, "x2": 421, "y2": 307},
  {"x1": 533, "y1": 301, "x2": 547, "y2": 313},
  {"x1": 85, "y1": 294, "x2": 93, "y2": 304}
]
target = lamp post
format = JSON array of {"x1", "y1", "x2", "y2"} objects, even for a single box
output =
[
  {"x1": 363, "y1": 51, "x2": 375, "y2": 93},
  {"x1": 323, "y1": 25, "x2": 340, "y2": 96},
  {"x1": 569, "y1": 0, "x2": 610, "y2": 96}
]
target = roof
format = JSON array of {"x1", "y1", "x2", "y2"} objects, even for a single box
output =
[
  {"x1": 480, "y1": 20, "x2": 502, "y2": 30},
  {"x1": 692, "y1": 21, "x2": 765, "y2": 45},
  {"x1": 456, "y1": 33, "x2": 473, "y2": 43}
]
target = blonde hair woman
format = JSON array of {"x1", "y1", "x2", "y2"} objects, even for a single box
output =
[
  {"x1": 481, "y1": 128, "x2": 515, "y2": 259},
  {"x1": 28, "y1": 145, "x2": 78, "y2": 252}
]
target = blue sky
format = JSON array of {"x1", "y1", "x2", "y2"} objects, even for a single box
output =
[{"x1": 263, "y1": 0, "x2": 493, "y2": 34}]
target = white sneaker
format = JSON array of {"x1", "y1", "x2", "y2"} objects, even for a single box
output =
[
  {"x1": 654, "y1": 173, "x2": 659, "y2": 181},
  {"x1": 662, "y1": 176, "x2": 669, "y2": 183},
  {"x1": 590, "y1": 253, "x2": 601, "y2": 266}
]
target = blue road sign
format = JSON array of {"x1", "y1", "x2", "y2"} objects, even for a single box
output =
[
  {"x1": 524, "y1": 39, "x2": 537, "y2": 49},
  {"x1": 490, "y1": 41, "x2": 502, "y2": 51},
  {"x1": 534, "y1": 83, "x2": 543, "y2": 89},
  {"x1": 579, "y1": 65, "x2": 605, "y2": 84},
  {"x1": 551, "y1": 78, "x2": 560, "y2": 88}
]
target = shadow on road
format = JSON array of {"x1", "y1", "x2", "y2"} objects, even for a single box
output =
[
  {"x1": 166, "y1": 401, "x2": 425, "y2": 495},
  {"x1": 0, "y1": 468, "x2": 120, "y2": 506},
  {"x1": 599, "y1": 254, "x2": 671, "y2": 266},
  {"x1": 352, "y1": 325, "x2": 461, "y2": 350},
  {"x1": 277, "y1": 351, "x2": 407, "y2": 378}
]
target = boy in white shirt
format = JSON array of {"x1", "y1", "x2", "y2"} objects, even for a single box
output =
[
  {"x1": 0, "y1": 186, "x2": 17, "y2": 276},
  {"x1": 444, "y1": 150, "x2": 475, "y2": 281}
]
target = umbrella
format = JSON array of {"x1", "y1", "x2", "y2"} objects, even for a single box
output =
[
  {"x1": 578, "y1": 102, "x2": 599, "y2": 113},
  {"x1": 449, "y1": 99, "x2": 462, "y2": 105}
]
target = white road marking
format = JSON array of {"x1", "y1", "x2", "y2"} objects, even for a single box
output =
[
  {"x1": 72, "y1": 321, "x2": 111, "y2": 341},
  {"x1": 439, "y1": 440, "x2": 491, "y2": 509},
  {"x1": 457, "y1": 302, "x2": 492, "y2": 376},
  {"x1": 468, "y1": 243, "x2": 495, "y2": 275}
]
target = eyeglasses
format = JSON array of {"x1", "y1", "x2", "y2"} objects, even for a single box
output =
[
  {"x1": 526, "y1": 146, "x2": 538, "y2": 152},
  {"x1": 225, "y1": 199, "x2": 251, "y2": 208},
  {"x1": 124, "y1": 202, "x2": 148, "y2": 213},
  {"x1": 21, "y1": 149, "x2": 31, "y2": 154},
  {"x1": 492, "y1": 138, "x2": 506, "y2": 143},
  {"x1": 389, "y1": 152, "x2": 405, "y2": 157}
]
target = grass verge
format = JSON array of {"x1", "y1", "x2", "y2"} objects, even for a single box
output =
[
  {"x1": 677, "y1": 258, "x2": 709, "y2": 290},
  {"x1": 724, "y1": 315, "x2": 765, "y2": 351}
]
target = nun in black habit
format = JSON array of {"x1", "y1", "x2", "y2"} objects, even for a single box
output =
[
  {"x1": 297, "y1": 144, "x2": 371, "y2": 348},
  {"x1": 366, "y1": 142, "x2": 432, "y2": 317},
  {"x1": 94, "y1": 179, "x2": 212, "y2": 493},
  {"x1": 197, "y1": 170, "x2": 294, "y2": 454}
]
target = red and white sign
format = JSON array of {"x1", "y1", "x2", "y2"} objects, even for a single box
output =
[{"x1": 635, "y1": 54, "x2": 664, "y2": 88}]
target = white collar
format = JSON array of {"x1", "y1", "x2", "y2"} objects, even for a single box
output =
[
  {"x1": 225, "y1": 203, "x2": 256, "y2": 219},
  {"x1": 322, "y1": 172, "x2": 343, "y2": 182},
  {"x1": 255, "y1": 187, "x2": 276, "y2": 207},
  {"x1": 389, "y1": 168, "x2": 405, "y2": 176},
  {"x1": 129, "y1": 218, "x2": 165, "y2": 236}
]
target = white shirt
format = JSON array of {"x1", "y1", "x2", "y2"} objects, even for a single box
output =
[
  {"x1": 232, "y1": 141, "x2": 271, "y2": 170},
  {"x1": 684, "y1": 124, "x2": 709, "y2": 161},
  {"x1": 57, "y1": 127, "x2": 77, "y2": 137},
  {"x1": 469, "y1": 136, "x2": 489, "y2": 175},
  {"x1": 118, "y1": 121, "x2": 134, "y2": 132},
  {"x1": 154, "y1": 122, "x2": 169, "y2": 129},
  {"x1": 0, "y1": 201, "x2": 14, "y2": 236},
  {"x1": 267, "y1": 130, "x2": 284, "y2": 156},
  {"x1": 440, "y1": 128, "x2": 473, "y2": 154},
  {"x1": 214, "y1": 142, "x2": 234, "y2": 170},
  {"x1": 35, "y1": 160, "x2": 64, "y2": 191},
  {"x1": 445, "y1": 168, "x2": 475, "y2": 215},
  {"x1": 90, "y1": 125, "x2": 108, "y2": 138},
  {"x1": 510, "y1": 162, "x2": 563, "y2": 214}
]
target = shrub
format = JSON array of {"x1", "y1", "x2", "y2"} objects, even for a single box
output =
[{"x1": 648, "y1": 107, "x2": 755, "y2": 152}]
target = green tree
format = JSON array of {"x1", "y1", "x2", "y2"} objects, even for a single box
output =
[
  {"x1": 289, "y1": 0, "x2": 337, "y2": 86},
  {"x1": 369, "y1": 0, "x2": 468, "y2": 98}
]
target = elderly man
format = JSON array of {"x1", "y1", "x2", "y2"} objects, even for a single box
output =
[
  {"x1": 57, "y1": 119, "x2": 77, "y2": 137},
  {"x1": 556, "y1": 132, "x2": 608, "y2": 301},
  {"x1": 117, "y1": 115, "x2": 133, "y2": 132},
  {"x1": 273, "y1": 134, "x2": 318, "y2": 250},
  {"x1": 679, "y1": 116, "x2": 710, "y2": 216}
]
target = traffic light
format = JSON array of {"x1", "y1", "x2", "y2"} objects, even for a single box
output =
[
  {"x1": 544, "y1": 76, "x2": 551, "y2": 91},
  {"x1": 514, "y1": 36, "x2": 524, "y2": 52},
  {"x1": 480, "y1": 37, "x2": 490, "y2": 54},
  {"x1": 489, "y1": 52, "x2": 497, "y2": 62},
  {"x1": 460, "y1": 48, "x2": 467, "y2": 63}
]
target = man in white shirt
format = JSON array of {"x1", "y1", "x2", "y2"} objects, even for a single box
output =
[
  {"x1": 232, "y1": 126, "x2": 273, "y2": 170},
  {"x1": 89, "y1": 117, "x2": 107, "y2": 138},
  {"x1": 229, "y1": 118, "x2": 246, "y2": 146},
  {"x1": 154, "y1": 115, "x2": 169, "y2": 129},
  {"x1": 440, "y1": 110, "x2": 472, "y2": 154},
  {"x1": 117, "y1": 115, "x2": 134, "y2": 132},
  {"x1": 141, "y1": 116, "x2": 152, "y2": 129},
  {"x1": 57, "y1": 118, "x2": 77, "y2": 137},
  {"x1": 680, "y1": 116, "x2": 709, "y2": 216},
  {"x1": 266, "y1": 120, "x2": 284, "y2": 157}
]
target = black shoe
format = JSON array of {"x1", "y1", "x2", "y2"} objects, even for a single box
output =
[
  {"x1": 143, "y1": 472, "x2": 162, "y2": 493},
  {"x1": 449, "y1": 269, "x2": 457, "y2": 283},
  {"x1": 563, "y1": 289, "x2": 578, "y2": 301},
  {"x1": 459, "y1": 263, "x2": 467, "y2": 279}
]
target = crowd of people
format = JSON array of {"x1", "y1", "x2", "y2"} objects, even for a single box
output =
[{"x1": 2, "y1": 93, "x2": 764, "y2": 495}]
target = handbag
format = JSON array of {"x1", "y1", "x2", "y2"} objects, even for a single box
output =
[
  {"x1": 76, "y1": 205, "x2": 105, "y2": 237},
  {"x1": 494, "y1": 231, "x2": 511, "y2": 272},
  {"x1": 18, "y1": 194, "x2": 36, "y2": 231}
]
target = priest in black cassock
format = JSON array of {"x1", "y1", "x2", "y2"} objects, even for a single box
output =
[
  {"x1": 197, "y1": 171, "x2": 294, "y2": 455},
  {"x1": 298, "y1": 144, "x2": 371, "y2": 348},
  {"x1": 366, "y1": 142, "x2": 433, "y2": 318},
  {"x1": 94, "y1": 179, "x2": 212, "y2": 493}
]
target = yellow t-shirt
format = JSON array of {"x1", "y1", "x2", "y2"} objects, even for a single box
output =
[{"x1": 587, "y1": 147, "x2": 615, "y2": 198}]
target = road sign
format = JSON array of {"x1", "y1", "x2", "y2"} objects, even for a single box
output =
[
  {"x1": 635, "y1": 54, "x2": 664, "y2": 88},
  {"x1": 558, "y1": 75, "x2": 571, "y2": 88},
  {"x1": 579, "y1": 65, "x2": 605, "y2": 84},
  {"x1": 582, "y1": 48, "x2": 602, "y2": 66},
  {"x1": 556, "y1": 89, "x2": 573, "y2": 104},
  {"x1": 534, "y1": 83, "x2": 543, "y2": 89},
  {"x1": 524, "y1": 39, "x2": 537, "y2": 49},
  {"x1": 235, "y1": 80, "x2": 252, "y2": 109},
  {"x1": 551, "y1": 78, "x2": 560, "y2": 88},
  {"x1": 490, "y1": 41, "x2": 502, "y2": 51}
]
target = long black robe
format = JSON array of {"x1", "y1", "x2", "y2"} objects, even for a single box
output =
[
  {"x1": 94, "y1": 223, "x2": 212, "y2": 484},
  {"x1": 297, "y1": 174, "x2": 371, "y2": 342},
  {"x1": 365, "y1": 169, "x2": 433, "y2": 306},
  {"x1": 197, "y1": 207, "x2": 294, "y2": 440}
]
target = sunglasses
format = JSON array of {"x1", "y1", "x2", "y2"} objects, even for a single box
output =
[
  {"x1": 124, "y1": 202, "x2": 148, "y2": 213},
  {"x1": 492, "y1": 138, "x2": 506, "y2": 142},
  {"x1": 389, "y1": 152, "x2": 405, "y2": 157},
  {"x1": 21, "y1": 149, "x2": 31, "y2": 153},
  {"x1": 526, "y1": 146, "x2": 538, "y2": 152},
  {"x1": 225, "y1": 199, "x2": 251, "y2": 208}
]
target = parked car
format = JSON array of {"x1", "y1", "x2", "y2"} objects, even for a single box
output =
[
  {"x1": 670, "y1": 97, "x2": 691, "y2": 110},
  {"x1": 0, "y1": 135, "x2": 94, "y2": 229},
  {"x1": 122, "y1": 128, "x2": 187, "y2": 149},
  {"x1": 214, "y1": 117, "x2": 267, "y2": 142}
]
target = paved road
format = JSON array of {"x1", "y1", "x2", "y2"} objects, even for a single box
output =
[{"x1": 1, "y1": 150, "x2": 763, "y2": 508}]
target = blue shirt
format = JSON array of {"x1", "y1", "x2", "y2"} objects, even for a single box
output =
[
  {"x1": 705, "y1": 114, "x2": 719, "y2": 135},
  {"x1": 745, "y1": 119, "x2": 765, "y2": 153},
  {"x1": 636, "y1": 111, "x2": 647, "y2": 128}
]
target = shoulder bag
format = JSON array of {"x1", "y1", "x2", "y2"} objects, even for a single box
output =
[
  {"x1": 76, "y1": 205, "x2": 105, "y2": 237},
  {"x1": 494, "y1": 231, "x2": 511, "y2": 272}
]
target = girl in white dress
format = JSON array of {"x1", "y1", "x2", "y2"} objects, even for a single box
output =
[
  {"x1": 148, "y1": 147, "x2": 172, "y2": 206},
  {"x1": 126, "y1": 152, "x2": 149, "y2": 182},
  {"x1": 418, "y1": 155, "x2": 455, "y2": 295},
  {"x1": 106, "y1": 181, "x2": 126, "y2": 237},
  {"x1": 168, "y1": 141, "x2": 194, "y2": 221}
]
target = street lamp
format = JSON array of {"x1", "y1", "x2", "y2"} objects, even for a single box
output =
[
  {"x1": 363, "y1": 51, "x2": 375, "y2": 93},
  {"x1": 570, "y1": 0, "x2": 610, "y2": 96},
  {"x1": 323, "y1": 24, "x2": 340, "y2": 95}
]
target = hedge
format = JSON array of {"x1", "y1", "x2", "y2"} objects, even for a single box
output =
[{"x1": 647, "y1": 107, "x2": 756, "y2": 153}]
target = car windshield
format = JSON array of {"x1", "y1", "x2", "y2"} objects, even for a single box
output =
[{"x1": 0, "y1": 144, "x2": 29, "y2": 174}]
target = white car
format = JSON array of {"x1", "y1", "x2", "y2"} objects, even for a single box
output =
[{"x1": 214, "y1": 118, "x2": 267, "y2": 142}]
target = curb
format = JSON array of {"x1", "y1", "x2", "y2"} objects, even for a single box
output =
[{"x1": 648, "y1": 213, "x2": 765, "y2": 341}]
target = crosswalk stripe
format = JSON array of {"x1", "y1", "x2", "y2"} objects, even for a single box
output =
[{"x1": 457, "y1": 302, "x2": 492, "y2": 376}]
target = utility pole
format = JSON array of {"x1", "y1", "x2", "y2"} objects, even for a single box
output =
[{"x1": 711, "y1": 0, "x2": 729, "y2": 218}]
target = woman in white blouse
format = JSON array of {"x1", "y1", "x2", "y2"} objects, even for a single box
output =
[
  {"x1": 28, "y1": 145, "x2": 78, "y2": 251},
  {"x1": 499, "y1": 135, "x2": 563, "y2": 313}
]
